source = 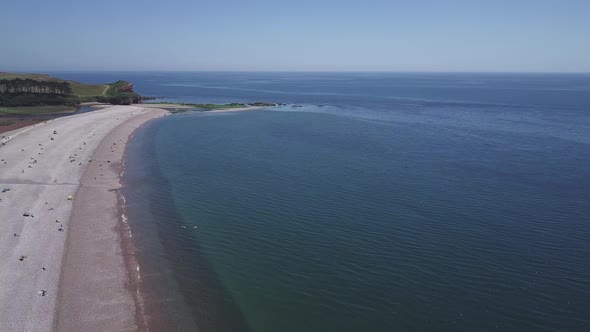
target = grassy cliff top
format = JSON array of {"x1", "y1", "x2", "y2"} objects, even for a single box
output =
[{"x1": 0, "y1": 72, "x2": 108, "y2": 97}]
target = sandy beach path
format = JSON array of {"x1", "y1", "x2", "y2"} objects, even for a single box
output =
[{"x1": 0, "y1": 106, "x2": 168, "y2": 332}]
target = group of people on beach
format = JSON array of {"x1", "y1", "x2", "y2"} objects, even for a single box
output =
[{"x1": 3, "y1": 128, "x2": 88, "y2": 298}]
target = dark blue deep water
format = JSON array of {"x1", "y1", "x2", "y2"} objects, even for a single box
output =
[{"x1": 56, "y1": 72, "x2": 590, "y2": 331}]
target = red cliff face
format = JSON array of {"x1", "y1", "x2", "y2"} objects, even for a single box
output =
[{"x1": 116, "y1": 83, "x2": 134, "y2": 93}]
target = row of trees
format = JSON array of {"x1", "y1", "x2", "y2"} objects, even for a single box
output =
[
  {"x1": 0, "y1": 79, "x2": 73, "y2": 95},
  {"x1": 0, "y1": 78, "x2": 142, "y2": 107}
]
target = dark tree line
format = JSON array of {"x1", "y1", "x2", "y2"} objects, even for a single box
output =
[{"x1": 0, "y1": 79, "x2": 73, "y2": 95}]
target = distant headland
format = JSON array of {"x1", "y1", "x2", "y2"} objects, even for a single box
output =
[
  {"x1": 0, "y1": 72, "x2": 142, "y2": 116},
  {"x1": 0, "y1": 72, "x2": 280, "y2": 117}
]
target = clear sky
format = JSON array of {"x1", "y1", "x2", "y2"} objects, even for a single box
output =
[{"x1": 1, "y1": 0, "x2": 589, "y2": 72}]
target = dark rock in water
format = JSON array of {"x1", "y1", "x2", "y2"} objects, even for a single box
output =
[
  {"x1": 142, "y1": 96, "x2": 164, "y2": 101},
  {"x1": 250, "y1": 102, "x2": 277, "y2": 107}
]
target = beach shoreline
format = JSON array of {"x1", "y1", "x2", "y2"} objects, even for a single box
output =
[
  {"x1": 55, "y1": 107, "x2": 169, "y2": 331},
  {"x1": 0, "y1": 105, "x2": 168, "y2": 331}
]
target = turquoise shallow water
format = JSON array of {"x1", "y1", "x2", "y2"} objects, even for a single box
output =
[{"x1": 83, "y1": 72, "x2": 590, "y2": 331}]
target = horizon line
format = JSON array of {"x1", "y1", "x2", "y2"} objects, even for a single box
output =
[{"x1": 4, "y1": 69, "x2": 590, "y2": 75}]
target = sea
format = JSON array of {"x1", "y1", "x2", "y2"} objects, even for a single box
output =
[{"x1": 51, "y1": 72, "x2": 590, "y2": 332}]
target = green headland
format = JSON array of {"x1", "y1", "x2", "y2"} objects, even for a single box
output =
[
  {"x1": 0, "y1": 72, "x2": 141, "y2": 115},
  {"x1": 0, "y1": 72, "x2": 279, "y2": 116}
]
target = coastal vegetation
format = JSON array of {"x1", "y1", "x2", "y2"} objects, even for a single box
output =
[
  {"x1": 0, "y1": 79, "x2": 72, "y2": 95},
  {"x1": 0, "y1": 78, "x2": 79, "y2": 108},
  {"x1": 99, "y1": 80, "x2": 141, "y2": 105},
  {"x1": 0, "y1": 106, "x2": 75, "y2": 115},
  {"x1": 191, "y1": 103, "x2": 248, "y2": 110},
  {"x1": 0, "y1": 72, "x2": 276, "y2": 115},
  {"x1": 193, "y1": 102, "x2": 277, "y2": 110},
  {"x1": 147, "y1": 101, "x2": 278, "y2": 110},
  {"x1": 0, "y1": 72, "x2": 141, "y2": 114},
  {"x1": 0, "y1": 73, "x2": 107, "y2": 97}
]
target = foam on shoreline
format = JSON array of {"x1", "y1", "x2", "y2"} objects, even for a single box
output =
[{"x1": 55, "y1": 107, "x2": 168, "y2": 331}]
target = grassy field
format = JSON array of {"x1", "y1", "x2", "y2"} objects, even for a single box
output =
[
  {"x1": 0, "y1": 120, "x2": 16, "y2": 126},
  {"x1": 69, "y1": 81, "x2": 108, "y2": 97},
  {"x1": 0, "y1": 72, "x2": 110, "y2": 115},
  {"x1": 0, "y1": 72, "x2": 108, "y2": 97},
  {"x1": 0, "y1": 73, "x2": 62, "y2": 81},
  {"x1": 0, "y1": 106, "x2": 75, "y2": 115}
]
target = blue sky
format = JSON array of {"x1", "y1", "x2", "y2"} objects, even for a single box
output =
[{"x1": 1, "y1": 0, "x2": 589, "y2": 72}]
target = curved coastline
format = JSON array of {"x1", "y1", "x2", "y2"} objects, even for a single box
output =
[
  {"x1": 55, "y1": 106, "x2": 169, "y2": 331},
  {"x1": 120, "y1": 111, "x2": 251, "y2": 331},
  {"x1": 0, "y1": 105, "x2": 167, "y2": 331},
  {"x1": 118, "y1": 115, "x2": 199, "y2": 331}
]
